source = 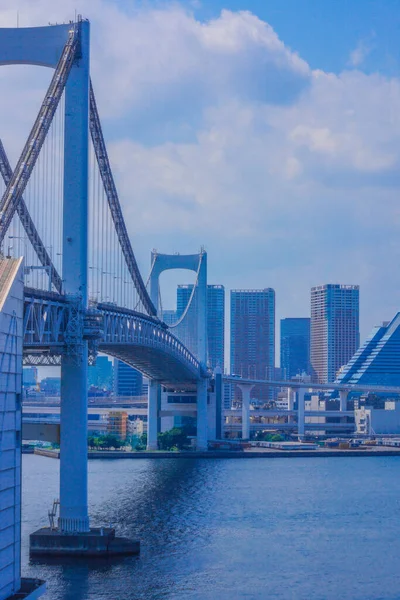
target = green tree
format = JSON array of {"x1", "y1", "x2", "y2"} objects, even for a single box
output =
[
  {"x1": 134, "y1": 433, "x2": 148, "y2": 451},
  {"x1": 157, "y1": 427, "x2": 190, "y2": 451}
]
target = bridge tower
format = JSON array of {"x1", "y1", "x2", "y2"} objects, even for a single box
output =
[
  {"x1": 0, "y1": 20, "x2": 140, "y2": 556},
  {"x1": 149, "y1": 250, "x2": 208, "y2": 450},
  {"x1": 59, "y1": 20, "x2": 90, "y2": 533}
]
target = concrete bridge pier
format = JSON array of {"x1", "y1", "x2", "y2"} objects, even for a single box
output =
[
  {"x1": 339, "y1": 389, "x2": 348, "y2": 412},
  {"x1": 196, "y1": 378, "x2": 208, "y2": 450},
  {"x1": 287, "y1": 387, "x2": 295, "y2": 423},
  {"x1": 297, "y1": 387, "x2": 306, "y2": 439},
  {"x1": 237, "y1": 383, "x2": 255, "y2": 440},
  {"x1": 147, "y1": 380, "x2": 160, "y2": 450}
]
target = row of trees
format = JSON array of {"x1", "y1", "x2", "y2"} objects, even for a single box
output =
[
  {"x1": 87, "y1": 428, "x2": 192, "y2": 451},
  {"x1": 254, "y1": 432, "x2": 285, "y2": 442}
]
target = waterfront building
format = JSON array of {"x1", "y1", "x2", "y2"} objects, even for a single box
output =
[
  {"x1": 88, "y1": 355, "x2": 113, "y2": 390},
  {"x1": 107, "y1": 411, "x2": 129, "y2": 439},
  {"x1": 230, "y1": 289, "x2": 275, "y2": 401},
  {"x1": 310, "y1": 284, "x2": 359, "y2": 383},
  {"x1": 177, "y1": 284, "x2": 225, "y2": 370},
  {"x1": 113, "y1": 360, "x2": 143, "y2": 397},
  {"x1": 280, "y1": 318, "x2": 310, "y2": 379},
  {"x1": 336, "y1": 312, "x2": 400, "y2": 388},
  {"x1": 355, "y1": 402, "x2": 400, "y2": 435}
]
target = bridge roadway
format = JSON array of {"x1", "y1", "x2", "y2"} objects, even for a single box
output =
[
  {"x1": 224, "y1": 376, "x2": 400, "y2": 395},
  {"x1": 23, "y1": 287, "x2": 202, "y2": 384},
  {"x1": 22, "y1": 403, "x2": 355, "y2": 434}
]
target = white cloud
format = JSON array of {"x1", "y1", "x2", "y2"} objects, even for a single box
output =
[
  {"x1": 0, "y1": 1, "x2": 399, "y2": 341},
  {"x1": 348, "y1": 36, "x2": 374, "y2": 67}
]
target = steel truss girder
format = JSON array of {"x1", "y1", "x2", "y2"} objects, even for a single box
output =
[
  {"x1": 99, "y1": 305, "x2": 201, "y2": 378},
  {"x1": 22, "y1": 290, "x2": 202, "y2": 380}
]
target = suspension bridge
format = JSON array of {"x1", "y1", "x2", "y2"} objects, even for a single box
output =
[{"x1": 0, "y1": 18, "x2": 208, "y2": 541}]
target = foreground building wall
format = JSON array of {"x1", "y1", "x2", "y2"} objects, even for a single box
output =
[{"x1": 0, "y1": 258, "x2": 23, "y2": 600}]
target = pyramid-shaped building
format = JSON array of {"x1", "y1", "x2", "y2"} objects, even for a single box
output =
[{"x1": 335, "y1": 312, "x2": 400, "y2": 387}]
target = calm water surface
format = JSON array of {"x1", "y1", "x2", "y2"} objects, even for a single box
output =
[{"x1": 22, "y1": 455, "x2": 400, "y2": 600}]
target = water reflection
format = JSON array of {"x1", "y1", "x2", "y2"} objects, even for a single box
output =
[{"x1": 22, "y1": 455, "x2": 400, "y2": 600}]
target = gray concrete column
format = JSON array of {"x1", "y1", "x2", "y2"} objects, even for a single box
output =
[
  {"x1": 147, "y1": 380, "x2": 160, "y2": 450},
  {"x1": 297, "y1": 387, "x2": 305, "y2": 439},
  {"x1": 238, "y1": 384, "x2": 254, "y2": 440},
  {"x1": 339, "y1": 389, "x2": 348, "y2": 412},
  {"x1": 197, "y1": 377, "x2": 208, "y2": 450},
  {"x1": 214, "y1": 367, "x2": 222, "y2": 439},
  {"x1": 287, "y1": 387, "x2": 294, "y2": 423}
]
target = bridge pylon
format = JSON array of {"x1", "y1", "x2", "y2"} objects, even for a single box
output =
[
  {"x1": 0, "y1": 19, "x2": 140, "y2": 556},
  {"x1": 148, "y1": 250, "x2": 209, "y2": 450}
]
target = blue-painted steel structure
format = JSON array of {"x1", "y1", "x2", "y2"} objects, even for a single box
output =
[{"x1": 0, "y1": 20, "x2": 207, "y2": 534}]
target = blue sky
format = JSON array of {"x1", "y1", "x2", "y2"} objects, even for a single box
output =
[
  {"x1": 115, "y1": 0, "x2": 400, "y2": 76},
  {"x1": 1, "y1": 0, "x2": 400, "y2": 365}
]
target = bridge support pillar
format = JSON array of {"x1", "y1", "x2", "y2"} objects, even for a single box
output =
[
  {"x1": 287, "y1": 387, "x2": 294, "y2": 423},
  {"x1": 339, "y1": 390, "x2": 348, "y2": 412},
  {"x1": 59, "y1": 351, "x2": 90, "y2": 532},
  {"x1": 197, "y1": 378, "x2": 208, "y2": 451},
  {"x1": 147, "y1": 380, "x2": 160, "y2": 450},
  {"x1": 214, "y1": 367, "x2": 223, "y2": 439},
  {"x1": 58, "y1": 19, "x2": 90, "y2": 534},
  {"x1": 237, "y1": 384, "x2": 255, "y2": 441},
  {"x1": 297, "y1": 387, "x2": 306, "y2": 439}
]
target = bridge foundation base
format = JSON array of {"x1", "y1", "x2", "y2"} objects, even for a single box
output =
[{"x1": 29, "y1": 527, "x2": 140, "y2": 557}]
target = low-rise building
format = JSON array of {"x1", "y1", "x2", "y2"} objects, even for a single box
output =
[{"x1": 355, "y1": 402, "x2": 400, "y2": 435}]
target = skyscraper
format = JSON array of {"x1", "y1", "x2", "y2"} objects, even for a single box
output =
[
  {"x1": 310, "y1": 284, "x2": 359, "y2": 383},
  {"x1": 88, "y1": 355, "x2": 113, "y2": 390},
  {"x1": 206, "y1": 285, "x2": 225, "y2": 370},
  {"x1": 280, "y1": 318, "x2": 310, "y2": 379},
  {"x1": 114, "y1": 360, "x2": 143, "y2": 397},
  {"x1": 230, "y1": 289, "x2": 275, "y2": 401},
  {"x1": 176, "y1": 284, "x2": 225, "y2": 370}
]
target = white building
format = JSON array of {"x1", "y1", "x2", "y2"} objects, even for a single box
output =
[
  {"x1": 355, "y1": 402, "x2": 400, "y2": 435},
  {"x1": 0, "y1": 258, "x2": 45, "y2": 599}
]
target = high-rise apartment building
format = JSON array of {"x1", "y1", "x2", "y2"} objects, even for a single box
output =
[
  {"x1": 280, "y1": 318, "x2": 310, "y2": 379},
  {"x1": 310, "y1": 284, "x2": 359, "y2": 383},
  {"x1": 176, "y1": 284, "x2": 225, "y2": 370},
  {"x1": 114, "y1": 360, "x2": 143, "y2": 397},
  {"x1": 88, "y1": 355, "x2": 113, "y2": 390},
  {"x1": 206, "y1": 285, "x2": 225, "y2": 370},
  {"x1": 230, "y1": 289, "x2": 275, "y2": 401}
]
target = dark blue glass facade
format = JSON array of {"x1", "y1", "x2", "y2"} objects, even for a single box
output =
[
  {"x1": 280, "y1": 318, "x2": 310, "y2": 379},
  {"x1": 113, "y1": 360, "x2": 143, "y2": 396},
  {"x1": 336, "y1": 313, "x2": 400, "y2": 387},
  {"x1": 177, "y1": 284, "x2": 225, "y2": 371}
]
